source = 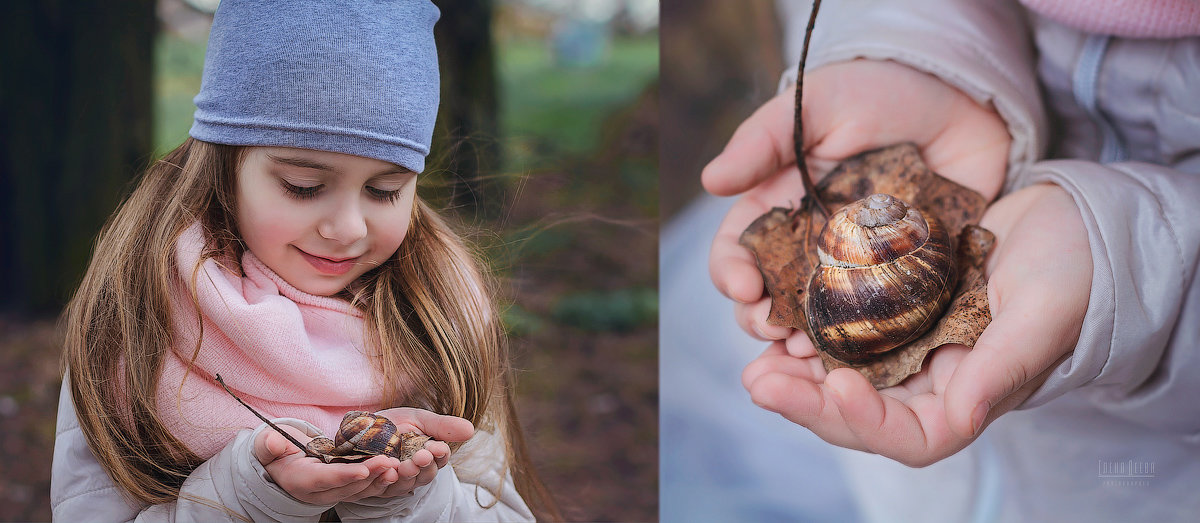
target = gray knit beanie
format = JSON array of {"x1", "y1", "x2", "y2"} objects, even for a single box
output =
[{"x1": 189, "y1": 0, "x2": 441, "y2": 173}]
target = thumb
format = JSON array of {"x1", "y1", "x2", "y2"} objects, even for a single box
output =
[
  {"x1": 253, "y1": 429, "x2": 296, "y2": 466},
  {"x1": 418, "y1": 413, "x2": 475, "y2": 443},
  {"x1": 942, "y1": 304, "x2": 1070, "y2": 439},
  {"x1": 701, "y1": 92, "x2": 796, "y2": 197},
  {"x1": 377, "y1": 408, "x2": 476, "y2": 442}
]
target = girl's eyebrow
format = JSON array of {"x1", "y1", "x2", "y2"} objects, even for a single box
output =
[
  {"x1": 268, "y1": 154, "x2": 333, "y2": 171},
  {"x1": 267, "y1": 154, "x2": 411, "y2": 177}
]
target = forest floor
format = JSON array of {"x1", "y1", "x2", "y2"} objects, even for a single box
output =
[{"x1": 498, "y1": 79, "x2": 659, "y2": 521}]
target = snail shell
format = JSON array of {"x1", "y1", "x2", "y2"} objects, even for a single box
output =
[
  {"x1": 306, "y1": 411, "x2": 431, "y2": 463},
  {"x1": 804, "y1": 193, "x2": 957, "y2": 363}
]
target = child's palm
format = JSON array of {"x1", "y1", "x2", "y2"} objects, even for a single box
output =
[
  {"x1": 254, "y1": 427, "x2": 401, "y2": 505},
  {"x1": 253, "y1": 410, "x2": 475, "y2": 502},
  {"x1": 368, "y1": 408, "x2": 475, "y2": 497}
]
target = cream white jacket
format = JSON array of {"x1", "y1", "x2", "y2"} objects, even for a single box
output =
[{"x1": 50, "y1": 380, "x2": 533, "y2": 522}]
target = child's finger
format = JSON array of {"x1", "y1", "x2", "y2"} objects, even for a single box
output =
[
  {"x1": 407, "y1": 448, "x2": 434, "y2": 468},
  {"x1": 942, "y1": 301, "x2": 1075, "y2": 440},
  {"x1": 371, "y1": 451, "x2": 445, "y2": 499},
  {"x1": 358, "y1": 474, "x2": 401, "y2": 501},
  {"x1": 708, "y1": 161, "x2": 808, "y2": 305},
  {"x1": 701, "y1": 92, "x2": 796, "y2": 197},
  {"x1": 254, "y1": 430, "x2": 300, "y2": 466},
  {"x1": 425, "y1": 440, "x2": 452, "y2": 468},
  {"x1": 393, "y1": 459, "x2": 421, "y2": 482},
  {"x1": 302, "y1": 462, "x2": 373, "y2": 492},
  {"x1": 885, "y1": 343, "x2": 969, "y2": 399},
  {"x1": 341, "y1": 455, "x2": 410, "y2": 502},
  {"x1": 784, "y1": 329, "x2": 818, "y2": 359},
  {"x1": 360, "y1": 455, "x2": 403, "y2": 479},
  {"x1": 741, "y1": 342, "x2": 823, "y2": 390},
  {"x1": 378, "y1": 476, "x2": 419, "y2": 499},
  {"x1": 375, "y1": 408, "x2": 474, "y2": 442},
  {"x1": 307, "y1": 469, "x2": 388, "y2": 505},
  {"x1": 342, "y1": 465, "x2": 402, "y2": 502},
  {"x1": 735, "y1": 299, "x2": 791, "y2": 340},
  {"x1": 416, "y1": 414, "x2": 473, "y2": 442},
  {"x1": 708, "y1": 199, "x2": 771, "y2": 304},
  {"x1": 825, "y1": 368, "x2": 943, "y2": 467},
  {"x1": 743, "y1": 359, "x2": 865, "y2": 451},
  {"x1": 413, "y1": 458, "x2": 440, "y2": 487}
]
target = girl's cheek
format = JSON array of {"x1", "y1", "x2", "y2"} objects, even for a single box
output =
[
  {"x1": 371, "y1": 198, "x2": 415, "y2": 248},
  {"x1": 243, "y1": 203, "x2": 309, "y2": 249},
  {"x1": 373, "y1": 218, "x2": 409, "y2": 257}
]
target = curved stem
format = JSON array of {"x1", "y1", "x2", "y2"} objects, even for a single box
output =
[
  {"x1": 215, "y1": 373, "x2": 325, "y2": 461},
  {"x1": 794, "y1": 0, "x2": 828, "y2": 217}
]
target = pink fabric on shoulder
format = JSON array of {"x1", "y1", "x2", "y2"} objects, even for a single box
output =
[
  {"x1": 156, "y1": 223, "x2": 404, "y2": 459},
  {"x1": 1020, "y1": 0, "x2": 1200, "y2": 38}
]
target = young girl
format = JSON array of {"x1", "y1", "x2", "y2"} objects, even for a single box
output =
[{"x1": 50, "y1": 1, "x2": 556, "y2": 521}]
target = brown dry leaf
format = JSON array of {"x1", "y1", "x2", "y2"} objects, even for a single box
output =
[
  {"x1": 740, "y1": 143, "x2": 995, "y2": 388},
  {"x1": 817, "y1": 143, "x2": 988, "y2": 236},
  {"x1": 739, "y1": 203, "x2": 825, "y2": 330}
]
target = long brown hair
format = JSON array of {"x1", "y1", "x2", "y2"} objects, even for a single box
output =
[{"x1": 62, "y1": 138, "x2": 559, "y2": 520}]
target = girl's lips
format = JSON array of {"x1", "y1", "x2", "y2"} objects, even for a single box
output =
[{"x1": 298, "y1": 249, "x2": 359, "y2": 275}]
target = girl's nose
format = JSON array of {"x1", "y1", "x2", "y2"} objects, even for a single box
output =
[{"x1": 317, "y1": 199, "x2": 368, "y2": 245}]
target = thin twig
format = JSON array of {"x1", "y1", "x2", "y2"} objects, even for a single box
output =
[
  {"x1": 214, "y1": 374, "x2": 325, "y2": 460},
  {"x1": 794, "y1": 0, "x2": 829, "y2": 217}
]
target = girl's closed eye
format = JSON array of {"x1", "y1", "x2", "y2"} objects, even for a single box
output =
[
  {"x1": 366, "y1": 185, "x2": 404, "y2": 203},
  {"x1": 280, "y1": 182, "x2": 403, "y2": 202},
  {"x1": 281, "y1": 179, "x2": 322, "y2": 200}
]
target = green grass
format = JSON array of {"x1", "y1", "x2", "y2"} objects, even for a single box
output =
[
  {"x1": 153, "y1": 34, "x2": 207, "y2": 154},
  {"x1": 496, "y1": 34, "x2": 658, "y2": 172}
]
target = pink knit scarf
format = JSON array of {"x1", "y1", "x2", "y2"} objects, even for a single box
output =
[
  {"x1": 156, "y1": 224, "x2": 395, "y2": 459},
  {"x1": 1020, "y1": 0, "x2": 1200, "y2": 38}
]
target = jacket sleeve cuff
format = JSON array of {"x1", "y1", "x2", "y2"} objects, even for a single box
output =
[
  {"x1": 1016, "y1": 161, "x2": 1200, "y2": 418},
  {"x1": 778, "y1": 0, "x2": 1047, "y2": 190}
]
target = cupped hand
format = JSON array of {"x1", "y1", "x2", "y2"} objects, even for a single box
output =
[
  {"x1": 742, "y1": 183, "x2": 1091, "y2": 466},
  {"x1": 253, "y1": 424, "x2": 403, "y2": 505},
  {"x1": 703, "y1": 59, "x2": 1010, "y2": 343},
  {"x1": 367, "y1": 407, "x2": 475, "y2": 497},
  {"x1": 253, "y1": 410, "x2": 475, "y2": 502}
]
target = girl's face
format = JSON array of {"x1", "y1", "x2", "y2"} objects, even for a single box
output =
[{"x1": 235, "y1": 147, "x2": 417, "y2": 296}]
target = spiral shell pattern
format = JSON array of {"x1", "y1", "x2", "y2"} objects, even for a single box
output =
[
  {"x1": 305, "y1": 411, "x2": 432, "y2": 463},
  {"x1": 804, "y1": 194, "x2": 957, "y2": 363},
  {"x1": 333, "y1": 411, "x2": 399, "y2": 456}
]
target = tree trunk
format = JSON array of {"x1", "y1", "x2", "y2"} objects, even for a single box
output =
[
  {"x1": 659, "y1": 0, "x2": 783, "y2": 220},
  {"x1": 430, "y1": 0, "x2": 502, "y2": 221},
  {"x1": 0, "y1": 0, "x2": 155, "y2": 313}
]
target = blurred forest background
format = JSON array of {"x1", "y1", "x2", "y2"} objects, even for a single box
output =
[
  {"x1": 659, "y1": 0, "x2": 783, "y2": 221},
  {"x1": 0, "y1": 0, "x2": 657, "y2": 521}
]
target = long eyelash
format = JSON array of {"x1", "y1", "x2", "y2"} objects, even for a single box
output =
[
  {"x1": 367, "y1": 187, "x2": 404, "y2": 203},
  {"x1": 281, "y1": 181, "x2": 320, "y2": 200}
]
